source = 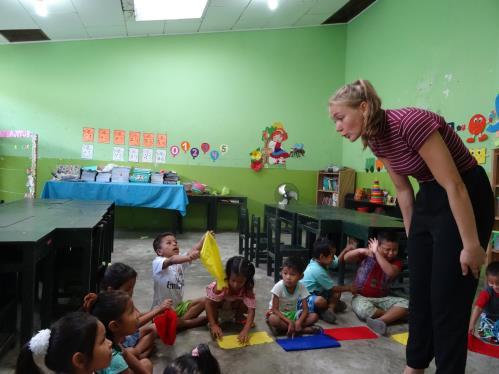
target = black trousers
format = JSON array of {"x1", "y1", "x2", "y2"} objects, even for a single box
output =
[{"x1": 406, "y1": 165, "x2": 494, "y2": 373}]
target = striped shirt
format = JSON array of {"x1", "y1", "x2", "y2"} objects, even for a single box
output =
[{"x1": 368, "y1": 108, "x2": 476, "y2": 182}]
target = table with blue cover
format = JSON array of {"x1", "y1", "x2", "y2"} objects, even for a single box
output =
[{"x1": 42, "y1": 180, "x2": 189, "y2": 216}]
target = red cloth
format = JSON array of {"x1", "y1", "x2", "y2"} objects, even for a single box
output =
[
  {"x1": 468, "y1": 332, "x2": 499, "y2": 359},
  {"x1": 153, "y1": 309, "x2": 177, "y2": 345},
  {"x1": 475, "y1": 290, "x2": 491, "y2": 309},
  {"x1": 324, "y1": 326, "x2": 378, "y2": 341}
]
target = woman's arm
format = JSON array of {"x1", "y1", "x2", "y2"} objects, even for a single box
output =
[
  {"x1": 379, "y1": 157, "x2": 414, "y2": 236},
  {"x1": 418, "y1": 132, "x2": 483, "y2": 277}
]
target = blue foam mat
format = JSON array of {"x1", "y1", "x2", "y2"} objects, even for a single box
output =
[{"x1": 276, "y1": 334, "x2": 341, "y2": 351}]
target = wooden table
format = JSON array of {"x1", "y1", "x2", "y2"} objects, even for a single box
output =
[{"x1": 0, "y1": 199, "x2": 114, "y2": 344}]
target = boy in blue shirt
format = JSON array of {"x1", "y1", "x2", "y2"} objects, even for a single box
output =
[{"x1": 302, "y1": 237, "x2": 356, "y2": 323}]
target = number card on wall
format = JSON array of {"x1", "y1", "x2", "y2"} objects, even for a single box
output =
[
  {"x1": 142, "y1": 148, "x2": 153, "y2": 163},
  {"x1": 143, "y1": 133, "x2": 154, "y2": 148},
  {"x1": 81, "y1": 144, "x2": 94, "y2": 159},
  {"x1": 114, "y1": 130, "x2": 125, "y2": 145},
  {"x1": 155, "y1": 149, "x2": 166, "y2": 163},
  {"x1": 157, "y1": 134, "x2": 167, "y2": 147},
  {"x1": 129, "y1": 147, "x2": 139, "y2": 162},
  {"x1": 129, "y1": 131, "x2": 141, "y2": 146},
  {"x1": 82, "y1": 127, "x2": 94, "y2": 142},
  {"x1": 112, "y1": 147, "x2": 124, "y2": 161},
  {"x1": 98, "y1": 129, "x2": 110, "y2": 143}
]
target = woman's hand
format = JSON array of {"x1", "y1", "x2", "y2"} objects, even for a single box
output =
[{"x1": 460, "y1": 244, "x2": 485, "y2": 278}]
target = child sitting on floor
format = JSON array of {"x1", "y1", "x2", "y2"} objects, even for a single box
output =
[
  {"x1": 267, "y1": 256, "x2": 321, "y2": 337},
  {"x1": 469, "y1": 261, "x2": 499, "y2": 343},
  {"x1": 16, "y1": 312, "x2": 112, "y2": 374},
  {"x1": 83, "y1": 290, "x2": 153, "y2": 374},
  {"x1": 344, "y1": 231, "x2": 409, "y2": 335},
  {"x1": 206, "y1": 256, "x2": 256, "y2": 344},
  {"x1": 101, "y1": 262, "x2": 172, "y2": 359},
  {"x1": 163, "y1": 344, "x2": 221, "y2": 374},
  {"x1": 152, "y1": 232, "x2": 208, "y2": 331},
  {"x1": 302, "y1": 237, "x2": 357, "y2": 324}
]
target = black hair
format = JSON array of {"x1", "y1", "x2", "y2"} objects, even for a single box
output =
[
  {"x1": 282, "y1": 256, "x2": 306, "y2": 274},
  {"x1": 16, "y1": 312, "x2": 98, "y2": 374},
  {"x1": 312, "y1": 237, "x2": 336, "y2": 259},
  {"x1": 377, "y1": 231, "x2": 398, "y2": 244},
  {"x1": 486, "y1": 261, "x2": 499, "y2": 277},
  {"x1": 99, "y1": 262, "x2": 137, "y2": 291},
  {"x1": 163, "y1": 344, "x2": 221, "y2": 374},
  {"x1": 153, "y1": 232, "x2": 176, "y2": 254},
  {"x1": 225, "y1": 256, "x2": 255, "y2": 293},
  {"x1": 82, "y1": 290, "x2": 130, "y2": 341}
]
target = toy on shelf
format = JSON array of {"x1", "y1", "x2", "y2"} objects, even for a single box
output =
[{"x1": 369, "y1": 180, "x2": 384, "y2": 204}]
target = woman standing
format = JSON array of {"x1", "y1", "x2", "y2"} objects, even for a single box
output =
[{"x1": 329, "y1": 80, "x2": 494, "y2": 374}]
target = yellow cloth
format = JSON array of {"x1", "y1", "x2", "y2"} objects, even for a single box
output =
[
  {"x1": 391, "y1": 332, "x2": 408, "y2": 346},
  {"x1": 217, "y1": 331, "x2": 274, "y2": 349},
  {"x1": 200, "y1": 231, "x2": 227, "y2": 290}
]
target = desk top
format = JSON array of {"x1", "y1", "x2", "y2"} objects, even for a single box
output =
[
  {"x1": 0, "y1": 199, "x2": 113, "y2": 244},
  {"x1": 43, "y1": 180, "x2": 188, "y2": 216}
]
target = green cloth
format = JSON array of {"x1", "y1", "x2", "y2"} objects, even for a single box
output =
[
  {"x1": 175, "y1": 300, "x2": 191, "y2": 317},
  {"x1": 283, "y1": 310, "x2": 297, "y2": 321}
]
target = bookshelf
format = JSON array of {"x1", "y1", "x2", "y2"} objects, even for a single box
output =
[{"x1": 316, "y1": 168, "x2": 355, "y2": 208}]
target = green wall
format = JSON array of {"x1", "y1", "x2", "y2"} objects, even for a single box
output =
[
  {"x1": 341, "y1": 0, "x2": 499, "y2": 195},
  {"x1": 0, "y1": 26, "x2": 346, "y2": 228}
]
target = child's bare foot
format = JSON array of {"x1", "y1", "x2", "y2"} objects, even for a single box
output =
[
  {"x1": 367, "y1": 317, "x2": 387, "y2": 335},
  {"x1": 319, "y1": 309, "x2": 337, "y2": 324},
  {"x1": 334, "y1": 300, "x2": 347, "y2": 313},
  {"x1": 302, "y1": 325, "x2": 323, "y2": 335}
]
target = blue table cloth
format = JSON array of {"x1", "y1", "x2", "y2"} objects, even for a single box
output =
[{"x1": 42, "y1": 181, "x2": 188, "y2": 216}]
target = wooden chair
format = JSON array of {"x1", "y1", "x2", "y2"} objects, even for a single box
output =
[
  {"x1": 238, "y1": 207, "x2": 250, "y2": 259},
  {"x1": 250, "y1": 215, "x2": 268, "y2": 267}
]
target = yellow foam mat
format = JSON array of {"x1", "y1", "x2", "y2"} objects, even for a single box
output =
[
  {"x1": 217, "y1": 331, "x2": 274, "y2": 349},
  {"x1": 391, "y1": 332, "x2": 408, "y2": 346}
]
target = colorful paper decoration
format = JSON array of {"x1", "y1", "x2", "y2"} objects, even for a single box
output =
[
  {"x1": 220, "y1": 144, "x2": 229, "y2": 154},
  {"x1": 217, "y1": 332, "x2": 273, "y2": 350},
  {"x1": 142, "y1": 148, "x2": 153, "y2": 163},
  {"x1": 391, "y1": 332, "x2": 408, "y2": 346},
  {"x1": 82, "y1": 127, "x2": 94, "y2": 142},
  {"x1": 98, "y1": 129, "x2": 110, "y2": 143},
  {"x1": 143, "y1": 133, "x2": 154, "y2": 148},
  {"x1": 469, "y1": 148, "x2": 487, "y2": 164},
  {"x1": 375, "y1": 159, "x2": 384, "y2": 172},
  {"x1": 129, "y1": 131, "x2": 141, "y2": 146},
  {"x1": 370, "y1": 180, "x2": 384, "y2": 204},
  {"x1": 81, "y1": 144, "x2": 94, "y2": 160},
  {"x1": 112, "y1": 147, "x2": 124, "y2": 161},
  {"x1": 113, "y1": 130, "x2": 125, "y2": 145},
  {"x1": 210, "y1": 150, "x2": 220, "y2": 162},
  {"x1": 129, "y1": 147, "x2": 139, "y2": 162},
  {"x1": 190, "y1": 147, "x2": 199, "y2": 159},
  {"x1": 365, "y1": 157, "x2": 375, "y2": 173},
  {"x1": 155, "y1": 149, "x2": 166, "y2": 163},
  {"x1": 180, "y1": 141, "x2": 190, "y2": 153},
  {"x1": 170, "y1": 145, "x2": 180, "y2": 158},
  {"x1": 201, "y1": 142, "x2": 210, "y2": 153},
  {"x1": 467, "y1": 114, "x2": 488, "y2": 143},
  {"x1": 157, "y1": 134, "x2": 167, "y2": 148},
  {"x1": 200, "y1": 232, "x2": 226, "y2": 290}
]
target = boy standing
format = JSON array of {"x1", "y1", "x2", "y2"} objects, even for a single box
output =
[{"x1": 344, "y1": 231, "x2": 408, "y2": 335}]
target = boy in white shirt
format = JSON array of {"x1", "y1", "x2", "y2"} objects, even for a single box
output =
[{"x1": 152, "y1": 232, "x2": 207, "y2": 330}]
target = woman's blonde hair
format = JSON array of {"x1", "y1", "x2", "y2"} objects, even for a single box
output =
[{"x1": 329, "y1": 79, "x2": 384, "y2": 148}]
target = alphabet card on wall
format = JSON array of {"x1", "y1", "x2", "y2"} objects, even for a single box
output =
[
  {"x1": 155, "y1": 149, "x2": 166, "y2": 163},
  {"x1": 143, "y1": 133, "x2": 154, "y2": 148},
  {"x1": 129, "y1": 147, "x2": 139, "y2": 162},
  {"x1": 98, "y1": 129, "x2": 110, "y2": 143},
  {"x1": 113, "y1": 130, "x2": 125, "y2": 145},
  {"x1": 157, "y1": 134, "x2": 167, "y2": 148},
  {"x1": 129, "y1": 131, "x2": 141, "y2": 146},
  {"x1": 81, "y1": 144, "x2": 94, "y2": 160},
  {"x1": 142, "y1": 148, "x2": 153, "y2": 163},
  {"x1": 112, "y1": 147, "x2": 124, "y2": 162}
]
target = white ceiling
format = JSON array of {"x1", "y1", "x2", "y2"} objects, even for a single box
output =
[{"x1": 0, "y1": 0, "x2": 349, "y2": 44}]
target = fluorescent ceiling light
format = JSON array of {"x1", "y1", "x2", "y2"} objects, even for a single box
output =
[
  {"x1": 268, "y1": 0, "x2": 279, "y2": 11},
  {"x1": 34, "y1": 0, "x2": 48, "y2": 17},
  {"x1": 134, "y1": 0, "x2": 208, "y2": 21}
]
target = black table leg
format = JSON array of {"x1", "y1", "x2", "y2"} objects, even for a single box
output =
[{"x1": 21, "y1": 247, "x2": 36, "y2": 344}]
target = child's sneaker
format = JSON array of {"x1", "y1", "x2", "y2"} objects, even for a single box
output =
[
  {"x1": 319, "y1": 309, "x2": 337, "y2": 324},
  {"x1": 366, "y1": 317, "x2": 387, "y2": 336}
]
